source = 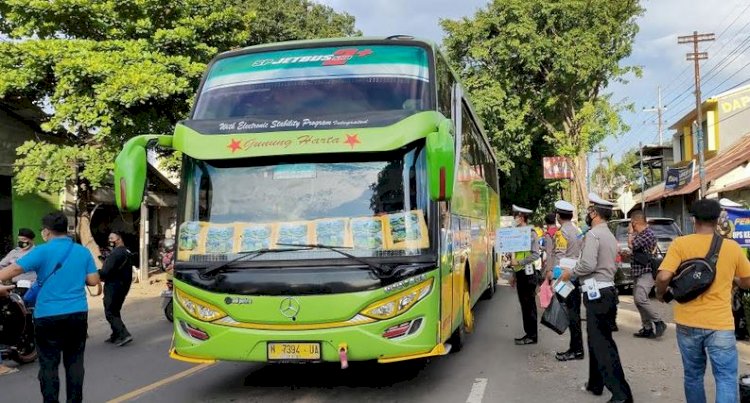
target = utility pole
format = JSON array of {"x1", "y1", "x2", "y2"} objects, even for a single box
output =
[
  {"x1": 643, "y1": 86, "x2": 667, "y2": 145},
  {"x1": 678, "y1": 31, "x2": 715, "y2": 198},
  {"x1": 639, "y1": 142, "x2": 645, "y2": 212}
]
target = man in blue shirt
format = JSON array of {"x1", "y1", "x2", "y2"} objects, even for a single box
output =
[{"x1": 0, "y1": 212, "x2": 100, "y2": 403}]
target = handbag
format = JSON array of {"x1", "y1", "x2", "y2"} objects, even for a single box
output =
[
  {"x1": 650, "y1": 244, "x2": 664, "y2": 280},
  {"x1": 665, "y1": 234, "x2": 722, "y2": 304},
  {"x1": 23, "y1": 242, "x2": 75, "y2": 307},
  {"x1": 541, "y1": 296, "x2": 569, "y2": 335}
]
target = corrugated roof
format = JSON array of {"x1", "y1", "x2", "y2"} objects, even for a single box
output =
[
  {"x1": 640, "y1": 132, "x2": 750, "y2": 203},
  {"x1": 710, "y1": 176, "x2": 750, "y2": 194}
]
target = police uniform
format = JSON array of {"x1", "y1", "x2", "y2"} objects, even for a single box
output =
[
  {"x1": 552, "y1": 200, "x2": 585, "y2": 361},
  {"x1": 572, "y1": 194, "x2": 633, "y2": 402},
  {"x1": 511, "y1": 205, "x2": 541, "y2": 345}
]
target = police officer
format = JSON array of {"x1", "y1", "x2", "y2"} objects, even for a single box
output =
[
  {"x1": 509, "y1": 205, "x2": 541, "y2": 345},
  {"x1": 552, "y1": 200, "x2": 585, "y2": 362},
  {"x1": 561, "y1": 194, "x2": 633, "y2": 403}
]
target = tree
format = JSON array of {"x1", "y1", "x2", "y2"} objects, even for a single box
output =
[
  {"x1": 0, "y1": 0, "x2": 358, "y2": 262},
  {"x1": 591, "y1": 153, "x2": 636, "y2": 200},
  {"x1": 442, "y1": 0, "x2": 642, "y2": 210}
]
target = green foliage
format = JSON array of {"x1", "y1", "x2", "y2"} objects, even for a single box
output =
[
  {"x1": 591, "y1": 151, "x2": 640, "y2": 199},
  {"x1": 442, "y1": 0, "x2": 642, "y2": 207},
  {"x1": 0, "y1": 0, "x2": 359, "y2": 196}
]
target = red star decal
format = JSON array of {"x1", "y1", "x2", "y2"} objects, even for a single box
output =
[
  {"x1": 357, "y1": 49, "x2": 373, "y2": 57},
  {"x1": 344, "y1": 134, "x2": 361, "y2": 149},
  {"x1": 227, "y1": 139, "x2": 242, "y2": 153}
]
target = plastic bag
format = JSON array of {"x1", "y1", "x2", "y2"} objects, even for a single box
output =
[
  {"x1": 539, "y1": 280, "x2": 553, "y2": 309},
  {"x1": 541, "y1": 296, "x2": 569, "y2": 335}
]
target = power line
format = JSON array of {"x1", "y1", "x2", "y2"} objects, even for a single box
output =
[
  {"x1": 700, "y1": 34, "x2": 750, "y2": 86},
  {"x1": 601, "y1": 4, "x2": 748, "y2": 164},
  {"x1": 662, "y1": 36, "x2": 750, "y2": 125},
  {"x1": 703, "y1": 58, "x2": 750, "y2": 96},
  {"x1": 660, "y1": 10, "x2": 750, "y2": 121},
  {"x1": 658, "y1": 2, "x2": 746, "y2": 96}
]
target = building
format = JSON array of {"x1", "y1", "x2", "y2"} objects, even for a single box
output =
[
  {"x1": 0, "y1": 102, "x2": 64, "y2": 253},
  {"x1": 633, "y1": 83, "x2": 750, "y2": 232},
  {"x1": 0, "y1": 100, "x2": 177, "y2": 273},
  {"x1": 671, "y1": 84, "x2": 750, "y2": 162}
]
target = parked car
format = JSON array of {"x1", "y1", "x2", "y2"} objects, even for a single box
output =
[{"x1": 608, "y1": 218, "x2": 682, "y2": 290}]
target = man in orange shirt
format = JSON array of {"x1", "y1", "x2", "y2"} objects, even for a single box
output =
[{"x1": 656, "y1": 199, "x2": 750, "y2": 403}]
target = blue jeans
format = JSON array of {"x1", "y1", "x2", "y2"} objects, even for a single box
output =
[{"x1": 676, "y1": 325, "x2": 738, "y2": 403}]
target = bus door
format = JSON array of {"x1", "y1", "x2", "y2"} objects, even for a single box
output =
[{"x1": 439, "y1": 209, "x2": 455, "y2": 342}]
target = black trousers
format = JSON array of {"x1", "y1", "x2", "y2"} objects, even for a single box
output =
[
  {"x1": 560, "y1": 283, "x2": 584, "y2": 353},
  {"x1": 35, "y1": 311, "x2": 88, "y2": 403},
  {"x1": 584, "y1": 287, "x2": 633, "y2": 401},
  {"x1": 104, "y1": 281, "x2": 132, "y2": 340},
  {"x1": 515, "y1": 270, "x2": 538, "y2": 339}
]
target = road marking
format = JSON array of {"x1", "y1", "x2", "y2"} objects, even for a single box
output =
[
  {"x1": 106, "y1": 363, "x2": 214, "y2": 403},
  {"x1": 466, "y1": 378, "x2": 488, "y2": 403}
]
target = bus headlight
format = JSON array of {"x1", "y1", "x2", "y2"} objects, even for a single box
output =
[
  {"x1": 175, "y1": 289, "x2": 227, "y2": 322},
  {"x1": 361, "y1": 278, "x2": 433, "y2": 320}
]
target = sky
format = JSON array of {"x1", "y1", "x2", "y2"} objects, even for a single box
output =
[{"x1": 317, "y1": 0, "x2": 750, "y2": 167}]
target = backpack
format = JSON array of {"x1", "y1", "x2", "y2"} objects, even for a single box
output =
[{"x1": 665, "y1": 234, "x2": 722, "y2": 304}]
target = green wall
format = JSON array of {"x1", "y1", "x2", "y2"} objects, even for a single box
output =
[{"x1": 11, "y1": 180, "x2": 63, "y2": 245}]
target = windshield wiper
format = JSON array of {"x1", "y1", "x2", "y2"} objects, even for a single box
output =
[
  {"x1": 201, "y1": 247, "x2": 311, "y2": 276},
  {"x1": 276, "y1": 243, "x2": 392, "y2": 279}
]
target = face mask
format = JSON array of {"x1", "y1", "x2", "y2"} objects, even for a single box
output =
[
  {"x1": 585, "y1": 213, "x2": 593, "y2": 227},
  {"x1": 108, "y1": 241, "x2": 116, "y2": 248},
  {"x1": 18, "y1": 241, "x2": 30, "y2": 248}
]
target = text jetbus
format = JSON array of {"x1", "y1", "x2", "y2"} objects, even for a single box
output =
[{"x1": 115, "y1": 36, "x2": 501, "y2": 365}]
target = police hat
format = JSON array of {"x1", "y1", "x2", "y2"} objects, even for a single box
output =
[
  {"x1": 554, "y1": 200, "x2": 575, "y2": 214},
  {"x1": 588, "y1": 193, "x2": 615, "y2": 209},
  {"x1": 719, "y1": 198, "x2": 742, "y2": 208},
  {"x1": 18, "y1": 228, "x2": 35, "y2": 240},
  {"x1": 512, "y1": 204, "x2": 533, "y2": 215}
]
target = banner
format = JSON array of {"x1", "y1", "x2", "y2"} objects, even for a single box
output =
[
  {"x1": 542, "y1": 157, "x2": 573, "y2": 180},
  {"x1": 721, "y1": 207, "x2": 750, "y2": 248},
  {"x1": 664, "y1": 161, "x2": 695, "y2": 190},
  {"x1": 496, "y1": 226, "x2": 532, "y2": 253}
]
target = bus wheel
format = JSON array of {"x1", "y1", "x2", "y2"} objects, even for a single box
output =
[
  {"x1": 449, "y1": 285, "x2": 474, "y2": 353},
  {"x1": 482, "y1": 256, "x2": 497, "y2": 300},
  {"x1": 462, "y1": 289, "x2": 474, "y2": 333}
]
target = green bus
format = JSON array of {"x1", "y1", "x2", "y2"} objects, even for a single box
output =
[{"x1": 115, "y1": 36, "x2": 501, "y2": 365}]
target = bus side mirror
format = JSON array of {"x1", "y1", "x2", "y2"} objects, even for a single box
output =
[
  {"x1": 426, "y1": 119, "x2": 455, "y2": 201},
  {"x1": 115, "y1": 135, "x2": 173, "y2": 212}
]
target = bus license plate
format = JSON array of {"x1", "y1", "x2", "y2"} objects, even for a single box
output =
[{"x1": 267, "y1": 342, "x2": 321, "y2": 361}]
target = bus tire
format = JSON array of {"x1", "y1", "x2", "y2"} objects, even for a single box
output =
[
  {"x1": 481, "y1": 253, "x2": 497, "y2": 300},
  {"x1": 449, "y1": 270, "x2": 473, "y2": 353},
  {"x1": 164, "y1": 300, "x2": 174, "y2": 322}
]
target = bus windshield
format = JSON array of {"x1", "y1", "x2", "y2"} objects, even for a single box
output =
[
  {"x1": 192, "y1": 45, "x2": 431, "y2": 124},
  {"x1": 177, "y1": 144, "x2": 431, "y2": 262}
]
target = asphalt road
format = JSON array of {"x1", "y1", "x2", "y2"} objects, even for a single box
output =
[{"x1": 3, "y1": 283, "x2": 748, "y2": 402}]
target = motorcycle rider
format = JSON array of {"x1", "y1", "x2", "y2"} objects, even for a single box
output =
[
  {"x1": 1, "y1": 228, "x2": 36, "y2": 283},
  {"x1": 0, "y1": 282, "x2": 18, "y2": 375},
  {"x1": 0, "y1": 228, "x2": 36, "y2": 376}
]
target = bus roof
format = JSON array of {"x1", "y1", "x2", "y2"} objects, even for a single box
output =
[{"x1": 213, "y1": 36, "x2": 439, "y2": 61}]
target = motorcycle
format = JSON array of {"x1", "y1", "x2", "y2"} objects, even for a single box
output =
[
  {"x1": 0, "y1": 280, "x2": 37, "y2": 364},
  {"x1": 161, "y1": 278, "x2": 173, "y2": 322}
]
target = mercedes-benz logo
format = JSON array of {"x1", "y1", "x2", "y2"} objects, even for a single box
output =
[{"x1": 279, "y1": 297, "x2": 301, "y2": 319}]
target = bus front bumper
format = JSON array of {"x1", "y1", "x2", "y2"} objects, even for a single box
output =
[{"x1": 170, "y1": 300, "x2": 444, "y2": 364}]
